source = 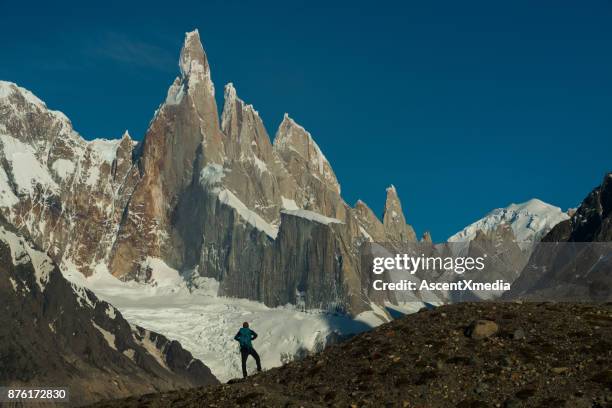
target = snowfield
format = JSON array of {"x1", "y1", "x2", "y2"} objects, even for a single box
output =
[
  {"x1": 62, "y1": 259, "x2": 399, "y2": 382},
  {"x1": 448, "y1": 198, "x2": 569, "y2": 250}
]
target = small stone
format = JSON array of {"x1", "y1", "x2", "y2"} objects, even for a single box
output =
[
  {"x1": 551, "y1": 367, "x2": 569, "y2": 374},
  {"x1": 465, "y1": 320, "x2": 499, "y2": 340},
  {"x1": 512, "y1": 328, "x2": 526, "y2": 340}
]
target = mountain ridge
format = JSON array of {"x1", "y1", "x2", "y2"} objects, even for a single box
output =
[
  {"x1": 0, "y1": 218, "x2": 218, "y2": 406},
  {"x1": 0, "y1": 30, "x2": 419, "y2": 316}
]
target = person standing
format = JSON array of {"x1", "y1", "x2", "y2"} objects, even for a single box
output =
[{"x1": 234, "y1": 322, "x2": 262, "y2": 378}]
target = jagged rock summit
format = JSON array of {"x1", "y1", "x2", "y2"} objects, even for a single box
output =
[
  {"x1": 506, "y1": 173, "x2": 612, "y2": 301},
  {"x1": 383, "y1": 185, "x2": 417, "y2": 242},
  {"x1": 0, "y1": 30, "x2": 419, "y2": 316}
]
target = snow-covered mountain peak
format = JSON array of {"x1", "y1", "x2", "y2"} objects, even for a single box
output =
[
  {"x1": 0, "y1": 80, "x2": 74, "y2": 130},
  {"x1": 506, "y1": 198, "x2": 554, "y2": 214},
  {"x1": 448, "y1": 198, "x2": 569, "y2": 248}
]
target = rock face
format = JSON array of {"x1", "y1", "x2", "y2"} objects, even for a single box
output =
[
  {"x1": 546, "y1": 173, "x2": 612, "y2": 243},
  {"x1": 0, "y1": 30, "x2": 419, "y2": 315},
  {"x1": 0, "y1": 219, "x2": 218, "y2": 407},
  {"x1": 88, "y1": 302, "x2": 612, "y2": 408},
  {"x1": 506, "y1": 173, "x2": 612, "y2": 301},
  {"x1": 0, "y1": 81, "x2": 141, "y2": 277},
  {"x1": 383, "y1": 185, "x2": 417, "y2": 242}
]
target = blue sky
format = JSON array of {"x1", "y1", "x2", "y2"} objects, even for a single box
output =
[{"x1": 1, "y1": 0, "x2": 611, "y2": 240}]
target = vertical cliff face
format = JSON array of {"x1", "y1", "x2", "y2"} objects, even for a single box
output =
[
  {"x1": 109, "y1": 30, "x2": 226, "y2": 278},
  {"x1": 0, "y1": 30, "x2": 421, "y2": 316}
]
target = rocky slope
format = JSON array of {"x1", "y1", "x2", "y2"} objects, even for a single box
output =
[
  {"x1": 89, "y1": 302, "x2": 612, "y2": 408},
  {"x1": 0, "y1": 30, "x2": 419, "y2": 316},
  {"x1": 0, "y1": 218, "x2": 218, "y2": 407},
  {"x1": 506, "y1": 173, "x2": 612, "y2": 301}
]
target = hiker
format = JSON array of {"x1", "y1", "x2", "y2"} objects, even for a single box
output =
[{"x1": 234, "y1": 322, "x2": 262, "y2": 378}]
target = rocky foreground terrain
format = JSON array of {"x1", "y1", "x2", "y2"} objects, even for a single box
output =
[{"x1": 90, "y1": 302, "x2": 612, "y2": 408}]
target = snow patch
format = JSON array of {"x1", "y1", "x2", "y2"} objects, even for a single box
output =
[
  {"x1": 252, "y1": 155, "x2": 268, "y2": 173},
  {"x1": 9, "y1": 277, "x2": 18, "y2": 292},
  {"x1": 355, "y1": 303, "x2": 390, "y2": 326},
  {"x1": 0, "y1": 166, "x2": 18, "y2": 207},
  {"x1": 89, "y1": 139, "x2": 120, "y2": 163},
  {"x1": 92, "y1": 321, "x2": 117, "y2": 350},
  {"x1": 165, "y1": 78, "x2": 185, "y2": 106},
  {"x1": 123, "y1": 348, "x2": 136, "y2": 362},
  {"x1": 134, "y1": 328, "x2": 168, "y2": 369},
  {"x1": 141, "y1": 257, "x2": 187, "y2": 290},
  {"x1": 1, "y1": 135, "x2": 58, "y2": 195},
  {"x1": 85, "y1": 166, "x2": 100, "y2": 187},
  {"x1": 281, "y1": 209, "x2": 343, "y2": 225},
  {"x1": 0, "y1": 226, "x2": 53, "y2": 290},
  {"x1": 200, "y1": 163, "x2": 226, "y2": 187},
  {"x1": 106, "y1": 304, "x2": 117, "y2": 320},
  {"x1": 281, "y1": 196, "x2": 299, "y2": 211},
  {"x1": 51, "y1": 159, "x2": 75, "y2": 180},
  {"x1": 218, "y1": 188, "x2": 279, "y2": 239},
  {"x1": 359, "y1": 226, "x2": 373, "y2": 241}
]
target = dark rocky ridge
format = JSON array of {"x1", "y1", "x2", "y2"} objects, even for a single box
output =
[
  {"x1": 89, "y1": 302, "x2": 612, "y2": 408},
  {"x1": 546, "y1": 172, "x2": 612, "y2": 243},
  {"x1": 0, "y1": 219, "x2": 218, "y2": 407},
  {"x1": 507, "y1": 173, "x2": 612, "y2": 301}
]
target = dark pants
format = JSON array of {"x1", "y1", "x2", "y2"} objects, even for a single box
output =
[{"x1": 240, "y1": 346, "x2": 261, "y2": 378}]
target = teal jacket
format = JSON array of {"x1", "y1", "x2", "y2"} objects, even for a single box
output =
[{"x1": 234, "y1": 327, "x2": 258, "y2": 349}]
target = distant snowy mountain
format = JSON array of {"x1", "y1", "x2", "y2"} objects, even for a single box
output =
[{"x1": 449, "y1": 198, "x2": 570, "y2": 250}]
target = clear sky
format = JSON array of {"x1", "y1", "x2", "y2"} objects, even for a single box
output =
[{"x1": 1, "y1": 0, "x2": 610, "y2": 240}]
